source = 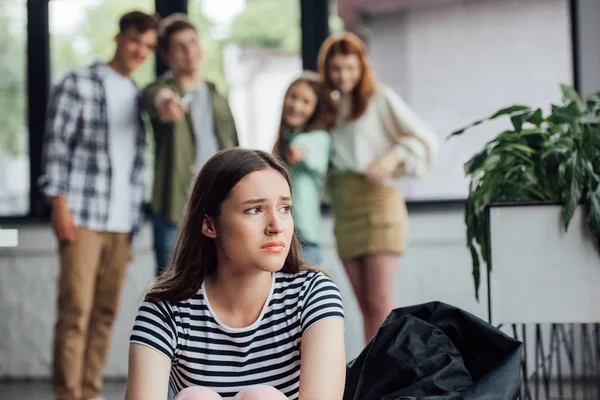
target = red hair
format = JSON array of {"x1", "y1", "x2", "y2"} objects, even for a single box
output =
[{"x1": 317, "y1": 32, "x2": 377, "y2": 129}]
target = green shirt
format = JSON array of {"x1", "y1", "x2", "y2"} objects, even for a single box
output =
[
  {"x1": 287, "y1": 130, "x2": 331, "y2": 245},
  {"x1": 141, "y1": 74, "x2": 238, "y2": 224}
]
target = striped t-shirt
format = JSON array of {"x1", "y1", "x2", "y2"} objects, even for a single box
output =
[{"x1": 130, "y1": 269, "x2": 344, "y2": 399}]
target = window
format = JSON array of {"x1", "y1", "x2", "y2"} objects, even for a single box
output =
[
  {"x1": 49, "y1": 0, "x2": 156, "y2": 204},
  {"x1": 50, "y1": 0, "x2": 155, "y2": 87},
  {"x1": 0, "y1": 0, "x2": 28, "y2": 216},
  {"x1": 188, "y1": 0, "x2": 307, "y2": 151},
  {"x1": 334, "y1": 0, "x2": 571, "y2": 202},
  {"x1": 187, "y1": 0, "x2": 342, "y2": 151}
]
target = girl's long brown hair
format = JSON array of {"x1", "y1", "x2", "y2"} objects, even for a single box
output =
[
  {"x1": 272, "y1": 71, "x2": 326, "y2": 159},
  {"x1": 146, "y1": 148, "x2": 305, "y2": 303},
  {"x1": 317, "y1": 32, "x2": 377, "y2": 129}
]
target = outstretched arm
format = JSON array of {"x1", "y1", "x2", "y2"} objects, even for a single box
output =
[{"x1": 125, "y1": 343, "x2": 172, "y2": 400}]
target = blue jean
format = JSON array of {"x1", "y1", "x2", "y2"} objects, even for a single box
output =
[
  {"x1": 301, "y1": 242, "x2": 322, "y2": 266},
  {"x1": 152, "y1": 214, "x2": 179, "y2": 277}
]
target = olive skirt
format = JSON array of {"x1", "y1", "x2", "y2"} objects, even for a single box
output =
[{"x1": 331, "y1": 173, "x2": 407, "y2": 261}]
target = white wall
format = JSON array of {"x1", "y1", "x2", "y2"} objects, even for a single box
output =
[{"x1": 573, "y1": 0, "x2": 600, "y2": 96}]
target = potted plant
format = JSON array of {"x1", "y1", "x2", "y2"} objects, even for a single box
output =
[{"x1": 449, "y1": 85, "x2": 600, "y2": 300}]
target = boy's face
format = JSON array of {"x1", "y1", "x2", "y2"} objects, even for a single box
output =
[
  {"x1": 165, "y1": 28, "x2": 203, "y2": 75},
  {"x1": 114, "y1": 27, "x2": 158, "y2": 74}
]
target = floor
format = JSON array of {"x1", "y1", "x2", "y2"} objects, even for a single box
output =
[{"x1": 0, "y1": 380, "x2": 126, "y2": 400}]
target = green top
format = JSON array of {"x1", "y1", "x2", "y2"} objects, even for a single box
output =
[
  {"x1": 286, "y1": 130, "x2": 331, "y2": 245},
  {"x1": 141, "y1": 73, "x2": 239, "y2": 224}
]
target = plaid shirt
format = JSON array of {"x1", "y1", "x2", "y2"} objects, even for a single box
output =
[{"x1": 38, "y1": 62, "x2": 146, "y2": 237}]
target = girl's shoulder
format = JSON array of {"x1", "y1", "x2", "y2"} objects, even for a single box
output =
[
  {"x1": 275, "y1": 267, "x2": 318, "y2": 279},
  {"x1": 372, "y1": 84, "x2": 398, "y2": 102},
  {"x1": 369, "y1": 84, "x2": 413, "y2": 117},
  {"x1": 289, "y1": 129, "x2": 330, "y2": 144},
  {"x1": 309, "y1": 129, "x2": 330, "y2": 137},
  {"x1": 274, "y1": 269, "x2": 333, "y2": 291}
]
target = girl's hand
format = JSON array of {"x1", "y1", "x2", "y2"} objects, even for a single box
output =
[
  {"x1": 365, "y1": 150, "x2": 399, "y2": 184},
  {"x1": 287, "y1": 145, "x2": 306, "y2": 165}
]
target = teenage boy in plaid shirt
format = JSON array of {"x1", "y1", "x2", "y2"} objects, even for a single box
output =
[{"x1": 39, "y1": 11, "x2": 158, "y2": 400}]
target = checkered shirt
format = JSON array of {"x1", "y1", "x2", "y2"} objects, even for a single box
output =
[{"x1": 38, "y1": 62, "x2": 146, "y2": 237}]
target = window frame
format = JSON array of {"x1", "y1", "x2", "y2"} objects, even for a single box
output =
[{"x1": 10, "y1": 0, "x2": 563, "y2": 224}]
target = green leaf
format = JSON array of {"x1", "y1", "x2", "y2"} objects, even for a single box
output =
[
  {"x1": 465, "y1": 195, "x2": 483, "y2": 300},
  {"x1": 586, "y1": 181, "x2": 600, "y2": 249},
  {"x1": 464, "y1": 148, "x2": 505, "y2": 176},
  {"x1": 585, "y1": 93, "x2": 600, "y2": 113},
  {"x1": 581, "y1": 124, "x2": 597, "y2": 157},
  {"x1": 497, "y1": 142, "x2": 536, "y2": 156},
  {"x1": 469, "y1": 242, "x2": 481, "y2": 301},
  {"x1": 528, "y1": 108, "x2": 544, "y2": 126},
  {"x1": 495, "y1": 129, "x2": 547, "y2": 150},
  {"x1": 520, "y1": 129, "x2": 548, "y2": 150},
  {"x1": 561, "y1": 151, "x2": 585, "y2": 230},
  {"x1": 449, "y1": 119, "x2": 486, "y2": 138},
  {"x1": 448, "y1": 105, "x2": 530, "y2": 138},
  {"x1": 498, "y1": 148, "x2": 533, "y2": 166},
  {"x1": 550, "y1": 102, "x2": 583, "y2": 123},
  {"x1": 464, "y1": 147, "x2": 490, "y2": 175},
  {"x1": 511, "y1": 110, "x2": 539, "y2": 131},
  {"x1": 489, "y1": 105, "x2": 531, "y2": 119},
  {"x1": 561, "y1": 84, "x2": 584, "y2": 110},
  {"x1": 518, "y1": 128, "x2": 546, "y2": 136}
]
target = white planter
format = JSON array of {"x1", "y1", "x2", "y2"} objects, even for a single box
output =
[{"x1": 487, "y1": 204, "x2": 600, "y2": 325}]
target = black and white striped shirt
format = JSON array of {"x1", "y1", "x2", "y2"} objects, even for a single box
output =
[{"x1": 130, "y1": 270, "x2": 344, "y2": 399}]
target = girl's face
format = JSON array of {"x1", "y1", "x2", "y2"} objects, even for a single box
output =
[
  {"x1": 204, "y1": 169, "x2": 294, "y2": 275},
  {"x1": 328, "y1": 54, "x2": 362, "y2": 94},
  {"x1": 282, "y1": 81, "x2": 318, "y2": 129}
]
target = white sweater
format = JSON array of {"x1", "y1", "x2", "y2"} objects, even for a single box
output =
[{"x1": 331, "y1": 86, "x2": 439, "y2": 180}]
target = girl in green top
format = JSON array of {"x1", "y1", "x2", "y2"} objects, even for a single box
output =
[{"x1": 273, "y1": 71, "x2": 331, "y2": 266}]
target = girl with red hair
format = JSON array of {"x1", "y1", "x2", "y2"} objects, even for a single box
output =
[{"x1": 318, "y1": 32, "x2": 438, "y2": 343}]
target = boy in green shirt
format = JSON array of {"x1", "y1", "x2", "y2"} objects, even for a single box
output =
[{"x1": 141, "y1": 14, "x2": 238, "y2": 275}]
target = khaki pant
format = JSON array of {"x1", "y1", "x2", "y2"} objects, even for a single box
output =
[{"x1": 53, "y1": 228, "x2": 131, "y2": 400}]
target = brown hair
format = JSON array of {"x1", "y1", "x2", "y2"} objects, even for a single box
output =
[
  {"x1": 119, "y1": 10, "x2": 159, "y2": 34},
  {"x1": 317, "y1": 32, "x2": 377, "y2": 129},
  {"x1": 273, "y1": 71, "x2": 327, "y2": 159},
  {"x1": 146, "y1": 148, "x2": 306, "y2": 303},
  {"x1": 157, "y1": 13, "x2": 197, "y2": 53}
]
